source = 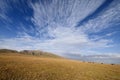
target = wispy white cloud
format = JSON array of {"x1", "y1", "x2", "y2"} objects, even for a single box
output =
[
  {"x1": 79, "y1": 0, "x2": 120, "y2": 33},
  {"x1": 0, "y1": 29, "x2": 112, "y2": 56},
  {"x1": 0, "y1": 0, "x2": 8, "y2": 19},
  {"x1": 0, "y1": 0, "x2": 12, "y2": 23},
  {"x1": 30, "y1": 0, "x2": 105, "y2": 34}
]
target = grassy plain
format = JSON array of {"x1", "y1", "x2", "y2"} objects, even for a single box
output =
[{"x1": 0, "y1": 53, "x2": 120, "y2": 80}]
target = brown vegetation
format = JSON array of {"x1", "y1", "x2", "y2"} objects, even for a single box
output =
[{"x1": 0, "y1": 51, "x2": 120, "y2": 80}]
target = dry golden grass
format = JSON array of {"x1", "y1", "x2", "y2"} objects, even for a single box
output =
[{"x1": 0, "y1": 53, "x2": 120, "y2": 80}]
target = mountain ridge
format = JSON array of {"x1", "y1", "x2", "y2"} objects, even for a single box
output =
[{"x1": 0, "y1": 49, "x2": 61, "y2": 58}]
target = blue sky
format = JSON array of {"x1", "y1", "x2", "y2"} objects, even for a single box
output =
[{"x1": 0, "y1": 0, "x2": 120, "y2": 59}]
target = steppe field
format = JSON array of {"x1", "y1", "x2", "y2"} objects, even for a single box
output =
[{"x1": 0, "y1": 52, "x2": 120, "y2": 80}]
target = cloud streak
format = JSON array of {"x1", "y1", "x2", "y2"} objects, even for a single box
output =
[{"x1": 79, "y1": 0, "x2": 120, "y2": 33}]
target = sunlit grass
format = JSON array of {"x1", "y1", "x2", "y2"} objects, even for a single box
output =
[{"x1": 0, "y1": 53, "x2": 120, "y2": 80}]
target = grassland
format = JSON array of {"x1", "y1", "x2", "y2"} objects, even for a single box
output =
[{"x1": 0, "y1": 52, "x2": 120, "y2": 80}]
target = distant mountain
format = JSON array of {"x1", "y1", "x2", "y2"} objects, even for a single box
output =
[
  {"x1": 0, "y1": 49, "x2": 18, "y2": 53},
  {"x1": 0, "y1": 49, "x2": 61, "y2": 58},
  {"x1": 20, "y1": 50, "x2": 61, "y2": 58}
]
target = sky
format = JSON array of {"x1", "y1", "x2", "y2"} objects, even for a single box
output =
[{"x1": 0, "y1": 0, "x2": 120, "y2": 61}]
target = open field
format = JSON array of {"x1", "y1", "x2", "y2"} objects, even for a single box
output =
[{"x1": 0, "y1": 53, "x2": 120, "y2": 80}]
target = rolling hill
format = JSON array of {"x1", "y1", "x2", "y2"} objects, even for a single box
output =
[
  {"x1": 0, "y1": 49, "x2": 61, "y2": 58},
  {"x1": 0, "y1": 49, "x2": 120, "y2": 80},
  {"x1": 0, "y1": 49, "x2": 18, "y2": 53},
  {"x1": 20, "y1": 50, "x2": 61, "y2": 58}
]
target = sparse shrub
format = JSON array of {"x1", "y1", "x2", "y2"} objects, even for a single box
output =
[
  {"x1": 101, "y1": 63, "x2": 103, "y2": 64},
  {"x1": 111, "y1": 64, "x2": 115, "y2": 65}
]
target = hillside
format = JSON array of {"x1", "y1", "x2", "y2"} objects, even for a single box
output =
[
  {"x1": 0, "y1": 49, "x2": 18, "y2": 53},
  {"x1": 0, "y1": 51, "x2": 120, "y2": 80},
  {"x1": 0, "y1": 49, "x2": 61, "y2": 58},
  {"x1": 20, "y1": 50, "x2": 61, "y2": 58}
]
